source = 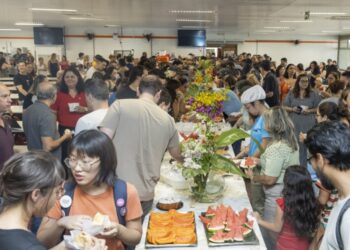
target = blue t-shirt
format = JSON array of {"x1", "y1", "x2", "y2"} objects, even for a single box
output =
[
  {"x1": 223, "y1": 90, "x2": 242, "y2": 115},
  {"x1": 248, "y1": 116, "x2": 270, "y2": 156}
]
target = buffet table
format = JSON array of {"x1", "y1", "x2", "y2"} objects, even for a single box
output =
[{"x1": 136, "y1": 122, "x2": 266, "y2": 250}]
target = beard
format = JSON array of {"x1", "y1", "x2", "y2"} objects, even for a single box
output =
[{"x1": 315, "y1": 167, "x2": 335, "y2": 191}]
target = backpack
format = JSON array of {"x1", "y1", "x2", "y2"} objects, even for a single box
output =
[
  {"x1": 336, "y1": 198, "x2": 350, "y2": 250},
  {"x1": 60, "y1": 179, "x2": 128, "y2": 227}
]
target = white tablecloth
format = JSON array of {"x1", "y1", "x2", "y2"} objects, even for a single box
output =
[
  {"x1": 136, "y1": 166, "x2": 266, "y2": 249},
  {"x1": 136, "y1": 121, "x2": 266, "y2": 249}
]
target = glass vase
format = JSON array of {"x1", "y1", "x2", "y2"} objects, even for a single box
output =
[{"x1": 189, "y1": 172, "x2": 225, "y2": 203}]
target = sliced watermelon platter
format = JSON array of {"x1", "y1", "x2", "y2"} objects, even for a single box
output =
[{"x1": 200, "y1": 204, "x2": 259, "y2": 246}]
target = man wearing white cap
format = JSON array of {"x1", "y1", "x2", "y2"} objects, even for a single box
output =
[{"x1": 240, "y1": 85, "x2": 270, "y2": 158}]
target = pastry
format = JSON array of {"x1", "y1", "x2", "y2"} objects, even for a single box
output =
[
  {"x1": 73, "y1": 231, "x2": 93, "y2": 248},
  {"x1": 156, "y1": 198, "x2": 183, "y2": 211},
  {"x1": 92, "y1": 212, "x2": 108, "y2": 226}
]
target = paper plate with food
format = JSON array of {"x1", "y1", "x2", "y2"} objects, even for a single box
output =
[
  {"x1": 80, "y1": 212, "x2": 110, "y2": 236},
  {"x1": 64, "y1": 230, "x2": 95, "y2": 250},
  {"x1": 240, "y1": 157, "x2": 257, "y2": 169}
]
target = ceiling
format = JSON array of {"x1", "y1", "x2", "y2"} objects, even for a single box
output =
[{"x1": 1, "y1": 0, "x2": 350, "y2": 37}]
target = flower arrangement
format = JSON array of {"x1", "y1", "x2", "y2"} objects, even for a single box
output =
[
  {"x1": 179, "y1": 116, "x2": 249, "y2": 202},
  {"x1": 185, "y1": 59, "x2": 227, "y2": 120},
  {"x1": 187, "y1": 90, "x2": 227, "y2": 119}
]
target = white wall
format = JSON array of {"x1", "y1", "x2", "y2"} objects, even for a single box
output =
[
  {"x1": 0, "y1": 27, "x2": 339, "y2": 67},
  {"x1": 237, "y1": 40, "x2": 338, "y2": 66}
]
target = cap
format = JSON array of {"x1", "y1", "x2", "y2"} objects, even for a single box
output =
[{"x1": 240, "y1": 85, "x2": 266, "y2": 104}]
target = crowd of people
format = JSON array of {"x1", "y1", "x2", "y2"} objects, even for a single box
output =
[{"x1": 0, "y1": 50, "x2": 350, "y2": 250}]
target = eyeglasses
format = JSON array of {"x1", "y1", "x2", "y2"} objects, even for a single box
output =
[{"x1": 64, "y1": 157, "x2": 100, "y2": 172}]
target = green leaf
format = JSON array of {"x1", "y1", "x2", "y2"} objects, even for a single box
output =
[
  {"x1": 214, "y1": 128, "x2": 250, "y2": 148},
  {"x1": 211, "y1": 154, "x2": 248, "y2": 178}
]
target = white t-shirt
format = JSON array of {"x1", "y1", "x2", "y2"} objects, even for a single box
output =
[
  {"x1": 85, "y1": 67, "x2": 96, "y2": 80},
  {"x1": 75, "y1": 109, "x2": 108, "y2": 135},
  {"x1": 320, "y1": 195, "x2": 350, "y2": 250},
  {"x1": 76, "y1": 58, "x2": 84, "y2": 66}
]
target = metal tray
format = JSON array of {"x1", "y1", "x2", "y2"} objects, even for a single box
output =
[
  {"x1": 201, "y1": 212, "x2": 259, "y2": 247},
  {"x1": 145, "y1": 211, "x2": 198, "y2": 249}
]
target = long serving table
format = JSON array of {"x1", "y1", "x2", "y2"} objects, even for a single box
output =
[{"x1": 136, "y1": 122, "x2": 267, "y2": 250}]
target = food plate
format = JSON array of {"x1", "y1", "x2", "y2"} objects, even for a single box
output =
[
  {"x1": 240, "y1": 158, "x2": 256, "y2": 169},
  {"x1": 145, "y1": 210, "x2": 197, "y2": 248},
  {"x1": 199, "y1": 205, "x2": 259, "y2": 247},
  {"x1": 203, "y1": 222, "x2": 260, "y2": 247}
]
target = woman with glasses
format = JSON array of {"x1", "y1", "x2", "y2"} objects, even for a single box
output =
[
  {"x1": 0, "y1": 151, "x2": 106, "y2": 249},
  {"x1": 37, "y1": 130, "x2": 143, "y2": 250},
  {"x1": 283, "y1": 73, "x2": 322, "y2": 167}
]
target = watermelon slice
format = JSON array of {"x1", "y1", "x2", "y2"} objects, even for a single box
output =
[
  {"x1": 238, "y1": 208, "x2": 248, "y2": 224},
  {"x1": 208, "y1": 215, "x2": 225, "y2": 232},
  {"x1": 244, "y1": 220, "x2": 254, "y2": 229},
  {"x1": 199, "y1": 215, "x2": 211, "y2": 226},
  {"x1": 242, "y1": 226, "x2": 253, "y2": 236},
  {"x1": 209, "y1": 231, "x2": 226, "y2": 243},
  {"x1": 233, "y1": 227, "x2": 244, "y2": 242},
  {"x1": 205, "y1": 206, "x2": 216, "y2": 218},
  {"x1": 245, "y1": 157, "x2": 255, "y2": 167},
  {"x1": 225, "y1": 207, "x2": 240, "y2": 231}
]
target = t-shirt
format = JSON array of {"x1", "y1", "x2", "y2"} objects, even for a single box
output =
[
  {"x1": 276, "y1": 198, "x2": 309, "y2": 250},
  {"x1": 47, "y1": 184, "x2": 142, "y2": 250},
  {"x1": 0, "y1": 118, "x2": 14, "y2": 170},
  {"x1": 100, "y1": 98, "x2": 179, "y2": 201},
  {"x1": 51, "y1": 91, "x2": 87, "y2": 128},
  {"x1": 263, "y1": 72, "x2": 280, "y2": 107},
  {"x1": 222, "y1": 90, "x2": 242, "y2": 115},
  {"x1": 13, "y1": 73, "x2": 33, "y2": 100},
  {"x1": 0, "y1": 229, "x2": 46, "y2": 250},
  {"x1": 116, "y1": 85, "x2": 138, "y2": 99},
  {"x1": 315, "y1": 181, "x2": 339, "y2": 228},
  {"x1": 320, "y1": 196, "x2": 350, "y2": 250},
  {"x1": 75, "y1": 108, "x2": 108, "y2": 135},
  {"x1": 260, "y1": 141, "x2": 299, "y2": 183},
  {"x1": 23, "y1": 101, "x2": 61, "y2": 159},
  {"x1": 85, "y1": 66, "x2": 96, "y2": 80},
  {"x1": 248, "y1": 116, "x2": 270, "y2": 156},
  {"x1": 319, "y1": 97, "x2": 340, "y2": 106}
]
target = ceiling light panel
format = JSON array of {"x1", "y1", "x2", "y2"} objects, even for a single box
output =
[{"x1": 29, "y1": 8, "x2": 77, "y2": 12}]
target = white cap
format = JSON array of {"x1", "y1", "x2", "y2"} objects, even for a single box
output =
[{"x1": 240, "y1": 85, "x2": 266, "y2": 104}]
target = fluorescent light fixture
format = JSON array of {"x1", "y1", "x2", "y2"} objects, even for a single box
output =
[
  {"x1": 15, "y1": 22, "x2": 44, "y2": 26},
  {"x1": 181, "y1": 26, "x2": 207, "y2": 28},
  {"x1": 309, "y1": 33, "x2": 327, "y2": 35},
  {"x1": 70, "y1": 17, "x2": 104, "y2": 21},
  {"x1": 104, "y1": 24, "x2": 120, "y2": 27},
  {"x1": 170, "y1": 10, "x2": 214, "y2": 14},
  {"x1": 263, "y1": 26, "x2": 290, "y2": 29},
  {"x1": 255, "y1": 30, "x2": 277, "y2": 33},
  {"x1": 342, "y1": 27, "x2": 350, "y2": 30},
  {"x1": 310, "y1": 12, "x2": 347, "y2": 15},
  {"x1": 29, "y1": 8, "x2": 77, "y2": 12},
  {"x1": 176, "y1": 19, "x2": 212, "y2": 22},
  {"x1": 280, "y1": 20, "x2": 313, "y2": 23},
  {"x1": 0, "y1": 28, "x2": 21, "y2": 31},
  {"x1": 322, "y1": 30, "x2": 341, "y2": 33}
]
